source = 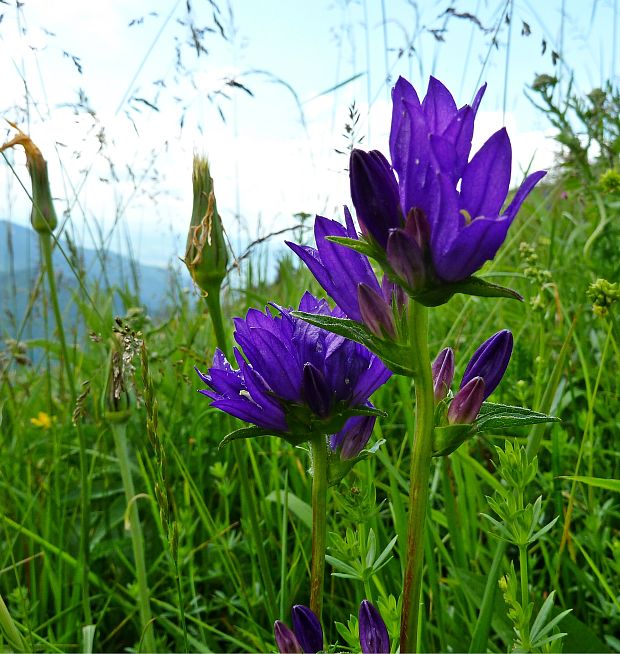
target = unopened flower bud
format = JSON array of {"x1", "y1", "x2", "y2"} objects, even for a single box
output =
[
  {"x1": 291, "y1": 605, "x2": 323, "y2": 654},
  {"x1": 184, "y1": 155, "x2": 229, "y2": 293},
  {"x1": 330, "y1": 414, "x2": 376, "y2": 460},
  {"x1": 432, "y1": 347, "x2": 454, "y2": 402},
  {"x1": 350, "y1": 149, "x2": 402, "y2": 248},
  {"x1": 448, "y1": 376, "x2": 485, "y2": 424},
  {"x1": 386, "y1": 227, "x2": 426, "y2": 291},
  {"x1": 460, "y1": 330, "x2": 513, "y2": 400},
  {"x1": 359, "y1": 600, "x2": 390, "y2": 654},
  {"x1": 404, "y1": 206, "x2": 431, "y2": 251},
  {"x1": 0, "y1": 125, "x2": 57, "y2": 233},
  {"x1": 274, "y1": 621, "x2": 302, "y2": 654},
  {"x1": 358, "y1": 283, "x2": 396, "y2": 339}
]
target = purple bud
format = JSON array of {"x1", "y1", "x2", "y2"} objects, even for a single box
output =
[
  {"x1": 432, "y1": 347, "x2": 455, "y2": 402},
  {"x1": 404, "y1": 206, "x2": 431, "y2": 251},
  {"x1": 302, "y1": 363, "x2": 332, "y2": 417},
  {"x1": 291, "y1": 605, "x2": 323, "y2": 654},
  {"x1": 386, "y1": 228, "x2": 426, "y2": 291},
  {"x1": 359, "y1": 600, "x2": 390, "y2": 654},
  {"x1": 350, "y1": 149, "x2": 402, "y2": 248},
  {"x1": 448, "y1": 376, "x2": 485, "y2": 424},
  {"x1": 331, "y1": 414, "x2": 376, "y2": 459},
  {"x1": 274, "y1": 621, "x2": 303, "y2": 654},
  {"x1": 357, "y1": 283, "x2": 396, "y2": 339},
  {"x1": 460, "y1": 330, "x2": 513, "y2": 400}
]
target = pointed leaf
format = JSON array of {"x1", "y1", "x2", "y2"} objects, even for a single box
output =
[
  {"x1": 475, "y1": 402, "x2": 560, "y2": 433},
  {"x1": 413, "y1": 275, "x2": 523, "y2": 306},
  {"x1": 218, "y1": 425, "x2": 274, "y2": 449}
]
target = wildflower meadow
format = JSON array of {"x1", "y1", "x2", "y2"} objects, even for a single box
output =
[{"x1": 1, "y1": 2, "x2": 619, "y2": 653}]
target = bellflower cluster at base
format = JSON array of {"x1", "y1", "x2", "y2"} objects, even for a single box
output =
[
  {"x1": 274, "y1": 601, "x2": 389, "y2": 654},
  {"x1": 196, "y1": 292, "x2": 390, "y2": 455},
  {"x1": 433, "y1": 329, "x2": 513, "y2": 423},
  {"x1": 343, "y1": 76, "x2": 546, "y2": 304}
]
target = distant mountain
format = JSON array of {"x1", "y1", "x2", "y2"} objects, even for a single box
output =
[{"x1": 1, "y1": 220, "x2": 187, "y2": 339}]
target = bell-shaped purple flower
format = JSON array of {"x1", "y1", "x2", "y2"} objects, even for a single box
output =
[
  {"x1": 291, "y1": 605, "x2": 323, "y2": 654},
  {"x1": 274, "y1": 620, "x2": 303, "y2": 654},
  {"x1": 460, "y1": 329, "x2": 513, "y2": 400},
  {"x1": 286, "y1": 210, "x2": 383, "y2": 322},
  {"x1": 432, "y1": 347, "x2": 455, "y2": 402},
  {"x1": 350, "y1": 149, "x2": 402, "y2": 248},
  {"x1": 359, "y1": 600, "x2": 390, "y2": 654},
  {"x1": 330, "y1": 414, "x2": 376, "y2": 459},
  {"x1": 448, "y1": 376, "x2": 485, "y2": 424},
  {"x1": 196, "y1": 292, "x2": 390, "y2": 441}
]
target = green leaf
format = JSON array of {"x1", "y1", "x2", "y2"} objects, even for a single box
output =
[
  {"x1": 475, "y1": 402, "x2": 560, "y2": 433},
  {"x1": 414, "y1": 275, "x2": 523, "y2": 306},
  {"x1": 560, "y1": 475, "x2": 620, "y2": 493},
  {"x1": 292, "y1": 311, "x2": 375, "y2": 348},
  {"x1": 218, "y1": 425, "x2": 274, "y2": 449},
  {"x1": 292, "y1": 311, "x2": 415, "y2": 376}
]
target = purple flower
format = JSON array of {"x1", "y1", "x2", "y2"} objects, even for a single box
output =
[
  {"x1": 359, "y1": 600, "x2": 390, "y2": 654},
  {"x1": 448, "y1": 376, "x2": 485, "y2": 424},
  {"x1": 275, "y1": 601, "x2": 390, "y2": 654},
  {"x1": 274, "y1": 621, "x2": 303, "y2": 654},
  {"x1": 291, "y1": 605, "x2": 323, "y2": 654},
  {"x1": 460, "y1": 329, "x2": 513, "y2": 400},
  {"x1": 196, "y1": 292, "x2": 390, "y2": 443},
  {"x1": 349, "y1": 76, "x2": 546, "y2": 290},
  {"x1": 438, "y1": 330, "x2": 513, "y2": 424},
  {"x1": 286, "y1": 212, "x2": 406, "y2": 334},
  {"x1": 330, "y1": 414, "x2": 376, "y2": 459},
  {"x1": 431, "y1": 347, "x2": 455, "y2": 402},
  {"x1": 286, "y1": 210, "x2": 383, "y2": 323}
]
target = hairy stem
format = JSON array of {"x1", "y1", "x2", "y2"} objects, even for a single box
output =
[
  {"x1": 309, "y1": 435, "x2": 328, "y2": 620},
  {"x1": 400, "y1": 301, "x2": 434, "y2": 653}
]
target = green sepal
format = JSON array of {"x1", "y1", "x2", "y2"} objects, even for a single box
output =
[
  {"x1": 327, "y1": 439, "x2": 385, "y2": 486},
  {"x1": 291, "y1": 311, "x2": 415, "y2": 376},
  {"x1": 413, "y1": 276, "x2": 523, "y2": 306},
  {"x1": 432, "y1": 424, "x2": 474, "y2": 457},
  {"x1": 349, "y1": 405, "x2": 388, "y2": 418},
  {"x1": 325, "y1": 235, "x2": 378, "y2": 259},
  {"x1": 474, "y1": 402, "x2": 560, "y2": 433}
]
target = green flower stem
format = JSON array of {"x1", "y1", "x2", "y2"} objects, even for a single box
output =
[
  {"x1": 203, "y1": 291, "x2": 278, "y2": 621},
  {"x1": 39, "y1": 231, "x2": 92, "y2": 626},
  {"x1": 400, "y1": 301, "x2": 434, "y2": 654},
  {"x1": 111, "y1": 421, "x2": 156, "y2": 653},
  {"x1": 309, "y1": 435, "x2": 328, "y2": 620}
]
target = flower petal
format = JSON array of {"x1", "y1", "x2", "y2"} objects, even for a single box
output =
[{"x1": 461, "y1": 128, "x2": 511, "y2": 219}]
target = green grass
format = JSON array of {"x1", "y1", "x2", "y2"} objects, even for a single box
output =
[{"x1": 1, "y1": 153, "x2": 618, "y2": 652}]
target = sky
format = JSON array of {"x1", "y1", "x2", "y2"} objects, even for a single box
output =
[{"x1": 1, "y1": 0, "x2": 618, "y2": 268}]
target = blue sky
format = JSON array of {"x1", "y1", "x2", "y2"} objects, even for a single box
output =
[{"x1": 1, "y1": 0, "x2": 618, "y2": 267}]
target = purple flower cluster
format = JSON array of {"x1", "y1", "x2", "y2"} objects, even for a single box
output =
[
  {"x1": 196, "y1": 292, "x2": 390, "y2": 455},
  {"x1": 352, "y1": 76, "x2": 546, "y2": 287},
  {"x1": 274, "y1": 601, "x2": 389, "y2": 654},
  {"x1": 289, "y1": 76, "x2": 545, "y2": 312}
]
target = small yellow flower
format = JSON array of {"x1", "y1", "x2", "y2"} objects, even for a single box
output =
[{"x1": 30, "y1": 411, "x2": 53, "y2": 429}]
